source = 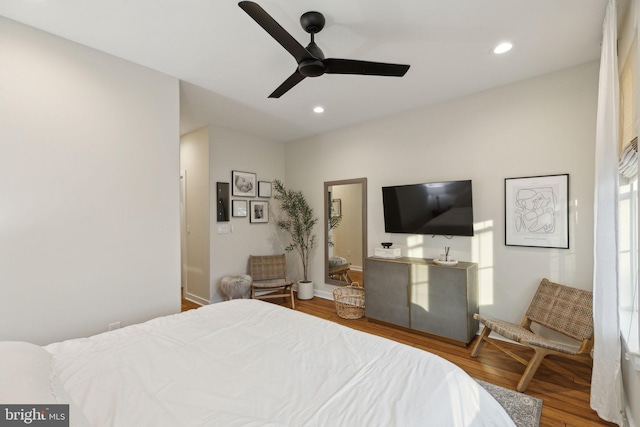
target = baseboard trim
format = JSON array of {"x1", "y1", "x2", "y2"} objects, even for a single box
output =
[
  {"x1": 313, "y1": 289, "x2": 333, "y2": 300},
  {"x1": 184, "y1": 292, "x2": 207, "y2": 306}
]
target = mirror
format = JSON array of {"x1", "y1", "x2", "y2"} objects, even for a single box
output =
[{"x1": 324, "y1": 178, "x2": 367, "y2": 287}]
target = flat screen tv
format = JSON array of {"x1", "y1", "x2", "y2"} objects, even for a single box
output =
[{"x1": 382, "y1": 180, "x2": 474, "y2": 236}]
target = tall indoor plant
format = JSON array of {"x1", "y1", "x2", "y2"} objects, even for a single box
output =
[{"x1": 273, "y1": 180, "x2": 318, "y2": 299}]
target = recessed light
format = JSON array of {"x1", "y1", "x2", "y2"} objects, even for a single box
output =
[
  {"x1": 493, "y1": 42, "x2": 513, "y2": 54},
  {"x1": 313, "y1": 106, "x2": 324, "y2": 114}
]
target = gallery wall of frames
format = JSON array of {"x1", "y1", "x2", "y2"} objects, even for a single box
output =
[{"x1": 218, "y1": 170, "x2": 273, "y2": 224}]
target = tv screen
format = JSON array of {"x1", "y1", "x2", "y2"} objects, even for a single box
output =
[{"x1": 382, "y1": 180, "x2": 474, "y2": 236}]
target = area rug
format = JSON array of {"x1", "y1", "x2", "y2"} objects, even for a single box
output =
[{"x1": 476, "y1": 379, "x2": 543, "y2": 427}]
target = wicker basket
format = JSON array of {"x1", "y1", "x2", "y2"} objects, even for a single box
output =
[{"x1": 333, "y1": 283, "x2": 365, "y2": 320}]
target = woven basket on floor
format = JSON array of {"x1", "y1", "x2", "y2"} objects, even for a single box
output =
[{"x1": 333, "y1": 283, "x2": 365, "y2": 319}]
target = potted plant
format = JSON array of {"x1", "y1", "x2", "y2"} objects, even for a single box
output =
[{"x1": 273, "y1": 179, "x2": 318, "y2": 300}]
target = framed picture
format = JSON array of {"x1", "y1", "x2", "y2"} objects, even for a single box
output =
[
  {"x1": 258, "y1": 181, "x2": 272, "y2": 198},
  {"x1": 331, "y1": 199, "x2": 342, "y2": 217},
  {"x1": 250, "y1": 200, "x2": 269, "y2": 223},
  {"x1": 505, "y1": 174, "x2": 569, "y2": 249},
  {"x1": 232, "y1": 200, "x2": 247, "y2": 217},
  {"x1": 232, "y1": 170, "x2": 256, "y2": 197}
]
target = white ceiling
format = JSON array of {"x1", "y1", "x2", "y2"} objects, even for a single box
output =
[{"x1": 0, "y1": 0, "x2": 609, "y2": 142}]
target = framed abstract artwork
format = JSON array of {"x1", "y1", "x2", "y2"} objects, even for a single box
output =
[{"x1": 505, "y1": 174, "x2": 569, "y2": 249}]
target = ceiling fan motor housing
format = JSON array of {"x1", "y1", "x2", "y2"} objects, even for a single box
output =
[
  {"x1": 298, "y1": 58, "x2": 325, "y2": 77},
  {"x1": 299, "y1": 12, "x2": 326, "y2": 77},
  {"x1": 300, "y1": 11, "x2": 325, "y2": 34}
]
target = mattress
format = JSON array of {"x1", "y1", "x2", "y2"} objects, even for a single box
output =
[{"x1": 39, "y1": 299, "x2": 515, "y2": 426}]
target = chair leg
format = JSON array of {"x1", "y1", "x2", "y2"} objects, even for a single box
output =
[
  {"x1": 289, "y1": 286, "x2": 295, "y2": 309},
  {"x1": 470, "y1": 326, "x2": 491, "y2": 357},
  {"x1": 516, "y1": 349, "x2": 547, "y2": 392}
]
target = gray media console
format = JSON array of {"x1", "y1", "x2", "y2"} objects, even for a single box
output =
[{"x1": 364, "y1": 256, "x2": 479, "y2": 346}]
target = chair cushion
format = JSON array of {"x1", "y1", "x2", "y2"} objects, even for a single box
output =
[
  {"x1": 526, "y1": 278, "x2": 593, "y2": 341},
  {"x1": 329, "y1": 256, "x2": 347, "y2": 267},
  {"x1": 474, "y1": 314, "x2": 582, "y2": 355},
  {"x1": 249, "y1": 254, "x2": 288, "y2": 281}
]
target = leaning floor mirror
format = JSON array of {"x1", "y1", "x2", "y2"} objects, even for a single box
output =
[{"x1": 324, "y1": 178, "x2": 367, "y2": 287}]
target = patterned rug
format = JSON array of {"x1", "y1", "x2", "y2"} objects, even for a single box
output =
[{"x1": 476, "y1": 379, "x2": 543, "y2": 427}]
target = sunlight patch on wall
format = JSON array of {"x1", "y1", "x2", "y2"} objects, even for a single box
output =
[
  {"x1": 406, "y1": 234, "x2": 424, "y2": 258},
  {"x1": 472, "y1": 220, "x2": 495, "y2": 306}
]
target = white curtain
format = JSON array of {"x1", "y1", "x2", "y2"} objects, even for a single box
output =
[{"x1": 591, "y1": 0, "x2": 626, "y2": 425}]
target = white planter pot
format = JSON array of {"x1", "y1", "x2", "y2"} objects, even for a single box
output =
[{"x1": 297, "y1": 280, "x2": 314, "y2": 300}]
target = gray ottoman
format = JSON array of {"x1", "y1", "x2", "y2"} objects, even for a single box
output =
[{"x1": 220, "y1": 274, "x2": 252, "y2": 300}]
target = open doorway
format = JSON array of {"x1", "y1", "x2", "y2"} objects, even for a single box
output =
[{"x1": 179, "y1": 127, "x2": 211, "y2": 308}]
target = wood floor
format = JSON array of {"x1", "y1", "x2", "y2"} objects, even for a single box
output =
[
  {"x1": 181, "y1": 295, "x2": 200, "y2": 312},
  {"x1": 181, "y1": 294, "x2": 615, "y2": 427}
]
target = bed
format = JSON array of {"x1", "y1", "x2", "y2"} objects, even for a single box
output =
[{"x1": 1, "y1": 299, "x2": 516, "y2": 426}]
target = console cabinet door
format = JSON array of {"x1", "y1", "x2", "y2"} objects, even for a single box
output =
[
  {"x1": 410, "y1": 264, "x2": 471, "y2": 342},
  {"x1": 364, "y1": 259, "x2": 410, "y2": 327}
]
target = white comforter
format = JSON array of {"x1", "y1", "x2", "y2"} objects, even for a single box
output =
[{"x1": 46, "y1": 299, "x2": 516, "y2": 427}]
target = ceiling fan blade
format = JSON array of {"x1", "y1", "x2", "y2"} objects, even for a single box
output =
[
  {"x1": 239, "y1": 1, "x2": 313, "y2": 63},
  {"x1": 324, "y1": 59, "x2": 410, "y2": 77},
  {"x1": 269, "y1": 71, "x2": 306, "y2": 98}
]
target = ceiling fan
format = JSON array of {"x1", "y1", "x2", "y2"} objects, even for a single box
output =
[{"x1": 238, "y1": 1, "x2": 410, "y2": 98}]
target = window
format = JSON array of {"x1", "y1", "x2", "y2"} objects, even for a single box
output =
[
  {"x1": 618, "y1": 25, "x2": 638, "y2": 369},
  {"x1": 619, "y1": 175, "x2": 639, "y2": 370}
]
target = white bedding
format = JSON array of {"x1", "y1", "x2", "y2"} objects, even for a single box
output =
[{"x1": 44, "y1": 299, "x2": 515, "y2": 426}]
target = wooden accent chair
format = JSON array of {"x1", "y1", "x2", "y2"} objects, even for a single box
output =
[
  {"x1": 470, "y1": 278, "x2": 593, "y2": 392},
  {"x1": 328, "y1": 263, "x2": 353, "y2": 284},
  {"x1": 248, "y1": 254, "x2": 295, "y2": 309}
]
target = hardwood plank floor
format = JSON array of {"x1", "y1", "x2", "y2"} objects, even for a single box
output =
[
  {"x1": 181, "y1": 288, "x2": 200, "y2": 312},
  {"x1": 182, "y1": 294, "x2": 615, "y2": 427}
]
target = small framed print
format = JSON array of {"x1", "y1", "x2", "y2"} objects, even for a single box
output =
[
  {"x1": 331, "y1": 199, "x2": 342, "y2": 217},
  {"x1": 258, "y1": 181, "x2": 272, "y2": 198},
  {"x1": 232, "y1": 200, "x2": 247, "y2": 217},
  {"x1": 250, "y1": 200, "x2": 269, "y2": 223},
  {"x1": 232, "y1": 170, "x2": 256, "y2": 197}
]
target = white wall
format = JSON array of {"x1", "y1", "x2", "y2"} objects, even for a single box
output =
[
  {"x1": 0, "y1": 17, "x2": 181, "y2": 345},
  {"x1": 180, "y1": 127, "x2": 211, "y2": 304},
  {"x1": 285, "y1": 62, "x2": 599, "y2": 324},
  {"x1": 208, "y1": 125, "x2": 286, "y2": 302}
]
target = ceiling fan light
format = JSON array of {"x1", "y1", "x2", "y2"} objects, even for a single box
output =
[{"x1": 493, "y1": 42, "x2": 513, "y2": 54}]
